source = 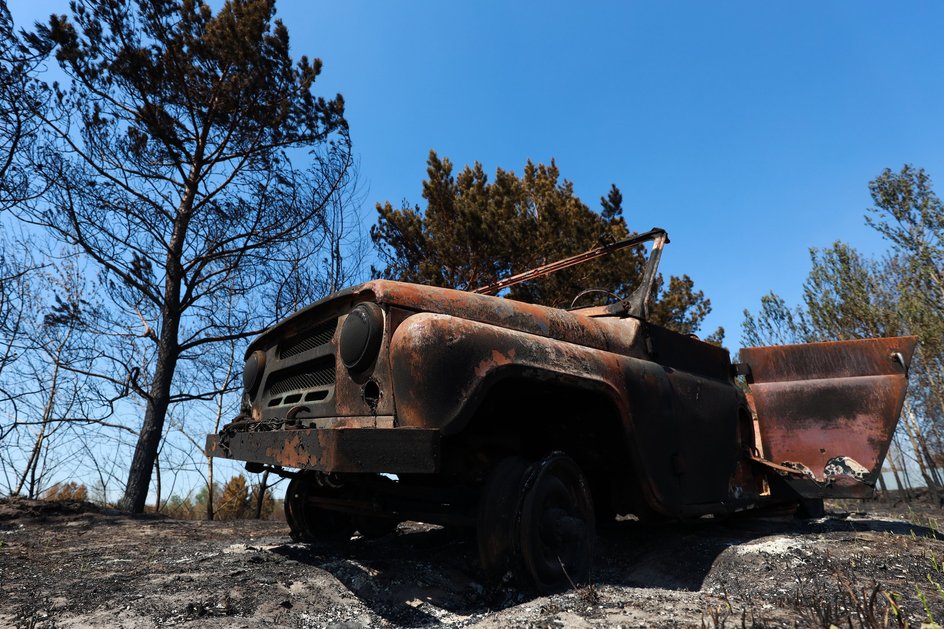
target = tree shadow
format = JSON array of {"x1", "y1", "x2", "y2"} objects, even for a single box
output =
[{"x1": 269, "y1": 512, "x2": 940, "y2": 628}]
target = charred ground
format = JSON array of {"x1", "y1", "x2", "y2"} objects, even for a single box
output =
[{"x1": 1, "y1": 495, "x2": 943, "y2": 628}]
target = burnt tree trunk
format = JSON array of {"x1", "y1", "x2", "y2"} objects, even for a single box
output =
[
  {"x1": 154, "y1": 455, "x2": 162, "y2": 513},
  {"x1": 120, "y1": 334, "x2": 180, "y2": 513},
  {"x1": 120, "y1": 191, "x2": 193, "y2": 513},
  {"x1": 901, "y1": 405, "x2": 939, "y2": 491},
  {"x1": 206, "y1": 466, "x2": 215, "y2": 521}
]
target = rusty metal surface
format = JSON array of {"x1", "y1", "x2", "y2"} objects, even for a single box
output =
[
  {"x1": 253, "y1": 277, "x2": 656, "y2": 356},
  {"x1": 249, "y1": 228, "x2": 671, "y2": 356},
  {"x1": 473, "y1": 227, "x2": 667, "y2": 303},
  {"x1": 742, "y1": 336, "x2": 917, "y2": 497},
  {"x1": 388, "y1": 311, "x2": 642, "y2": 434},
  {"x1": 238, "y1": 231, "x2": 672, "y2": 431},
  {"x1": 242, "y1": 281, "x2": 657, "y2": 428},
  {"x1": 375, "y1": 281, "x2": 638, "y2": 351},
  {"x1": 205, "y1": 427, "x2": 440, "y2": 474}
]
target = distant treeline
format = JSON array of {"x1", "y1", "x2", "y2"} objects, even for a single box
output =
[{"x1": 39, "y1": 474, "x2": 280, "y2": 521}]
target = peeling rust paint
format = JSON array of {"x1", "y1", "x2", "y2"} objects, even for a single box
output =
[
  {"x1": 475, "y1": 349, "x2": 517, "y2": 379},
  {"x1": 266, "y1": 433, "x2": 309, "y2": 468},
  {"x1": 207, "y1": 427, "x2": 439, "y2": 474}
]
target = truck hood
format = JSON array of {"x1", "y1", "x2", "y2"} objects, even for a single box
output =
[{"x1": 247, "y1": 279, "x2": 642, "y2": 357}]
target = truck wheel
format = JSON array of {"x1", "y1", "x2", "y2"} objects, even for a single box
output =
[
  {"x1": 517, "y1": 452, "x2": 595, "y2": 592},
  {"x1": 477, "y1": 456, "x2": 530, "y2": 580},
  {"x1": 285, "y1": 474, "x2": 355, "y2": 543}
]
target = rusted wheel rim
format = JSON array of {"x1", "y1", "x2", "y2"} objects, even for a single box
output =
[{"x1": 518, "y1": 453, "x2": 595, "y2": 592}]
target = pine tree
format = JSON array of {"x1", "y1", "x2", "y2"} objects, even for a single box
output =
[
  {"x1": 372, "y1": 151, "x2": 719, "y2": 336},
  {"x1": 23, "y1": 0, "x2": 352, "y2": 513},
  {"x1": 217, "y1": 475, "x2": 250, "y2": 520}
]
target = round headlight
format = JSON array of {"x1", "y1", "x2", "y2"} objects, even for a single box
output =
[
  {"x1": 243, "y1": 350, "x2": 266, "y2": 397},
  {"x1": 340, "y1": 303, "x2": 384, "y2": 372}
]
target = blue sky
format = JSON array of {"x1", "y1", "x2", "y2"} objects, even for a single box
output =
[{"x1": 11, "y1": 1, "x2": 944, "y2": 347}]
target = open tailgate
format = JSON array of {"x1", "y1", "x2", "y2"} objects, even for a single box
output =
[{"x1": 741, "y1": 336, "x2": 917, "y2": 498}]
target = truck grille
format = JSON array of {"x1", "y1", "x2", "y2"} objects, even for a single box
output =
[
  {"x1": 279, "y1": 318, "x2": 338, "y2": 358},
  {"x1": 266, "y1": 356, "x2": 336, "y2": 397}
]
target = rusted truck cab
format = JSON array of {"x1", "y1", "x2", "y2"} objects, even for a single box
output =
[{"x1": 207, "y1": 228, "x2": 915, "y2": 591}]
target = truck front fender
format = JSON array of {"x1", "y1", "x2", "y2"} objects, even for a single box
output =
[
  {"x1": 389, "y1": 312, "x2": 728, "y2": 518},
  {"x1": 389, "y1": 313, "x2": 631, "y2": 435}
]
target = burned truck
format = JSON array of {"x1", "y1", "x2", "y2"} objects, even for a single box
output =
[{"x1": 206, "y1": 228, "x2": 915, "y2": 591}]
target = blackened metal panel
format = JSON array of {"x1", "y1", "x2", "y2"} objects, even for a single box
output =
[
  {"x1": 741, "y1": 336, "x2": 916, "y2": 497},
  {"x1": 647, "y1": 322, "x2": 732, "y2": 381},
  {"x1": 665, "y1": 371, "x2": 740, "y2": 504}
]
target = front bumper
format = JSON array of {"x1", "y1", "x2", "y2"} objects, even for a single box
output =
[{"x1": 205, "y1": 425, "x2": 441, "y2": 474}]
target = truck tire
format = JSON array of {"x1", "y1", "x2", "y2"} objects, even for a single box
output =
[
  {"x1": 517, "y1": 452, "x2": 596, "y2": 592},
  {"x1": 285, "y1": 473, "x2": 355, "y2": 543},
  {"x1": 477, "y1": 456, "x2": 530, "y2": 580}
]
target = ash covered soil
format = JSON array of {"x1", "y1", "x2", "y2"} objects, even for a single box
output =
[{"x1": 2, "y1": 496, "x2": 944, "y2": 628}]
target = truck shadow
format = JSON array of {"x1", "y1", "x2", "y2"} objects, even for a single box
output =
[{"x1": 271, "y1": 513, "x2": 938, "y2": 627}]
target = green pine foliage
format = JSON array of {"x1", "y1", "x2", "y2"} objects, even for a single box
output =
[{"x1": 372, "y1": 151, "x2": 721, "y2": 339}]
